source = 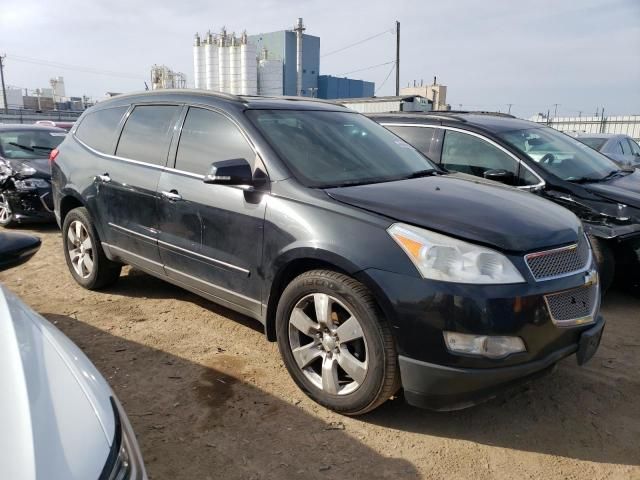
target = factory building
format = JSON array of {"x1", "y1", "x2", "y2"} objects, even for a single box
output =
[
  {"x1": 400, "y1": 78, "x2": 448, "y2": 111},
  {"x1": 192, "y1": 18, "x2": 373, "y2": 98},
  {"x1": 317, "y1": 75, "x2": 374, "y2": 100},
  {"x1": 336, "y1": 95, "x2": 432, "y2": 114}
]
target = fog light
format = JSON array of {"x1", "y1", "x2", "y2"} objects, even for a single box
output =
[{"x1": 443, "y1": 332, "x2": 526, "y2": 359}]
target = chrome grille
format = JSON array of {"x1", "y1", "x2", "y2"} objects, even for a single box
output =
[
  {"x1": 544, "y1": 281, "x2": 599, "y2": 327},
  {"x1": 525, "y1": 235, "x2": 590, "y2": 281}
]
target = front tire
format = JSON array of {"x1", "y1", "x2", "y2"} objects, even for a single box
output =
[
  {"x1": 62, "y1": 207, "x2": 121, "y2": 289},
  {"x1": 276, "y1": 270, "x2": 400, "y2": 415},
  {"x1": 0, "y1": 193, "x2": 15, "y2": 227}
]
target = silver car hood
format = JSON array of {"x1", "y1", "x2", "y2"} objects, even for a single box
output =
[{"x1": 0, "y1": 285, "x2": 114, "y2": 480}]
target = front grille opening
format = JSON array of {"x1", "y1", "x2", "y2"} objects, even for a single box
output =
[
  {"x1": 544, "y1": 282, "x2": 598, "y2": 327},
  {"x1": 526, "y1": 235, "x2": 590, "y2": 281}
]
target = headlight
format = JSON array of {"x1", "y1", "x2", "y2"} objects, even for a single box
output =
[
  {"x1": 18, "y1": 165, "x2": 37, "y2": 176},
  {"x1": 444, "y1": 332, "x2": 526, "y2": 358},
  {"x1": 106, "y1": 396, "x2": 148, "y2": 479},
  {"x1": 14, "y1": 178, "x2": 49, "y2": 190},
  {"x1": 388, "y1": 223, "x2": 525, "y2": 284}
]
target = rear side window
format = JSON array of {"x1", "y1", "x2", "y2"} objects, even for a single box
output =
[
  {"x1": 116, "y1": 105, "x2": 181, "y2": 166},
  {"x1": 612, "y1": 142, "x2": 624, "y2": 154},
  {"x1": 75, "y1": 106, "x2": 127, "y2": 154},
  {"x1": 386, "y1": 125, "x2": 437, "y2": 158},
  {"x1": 628, "y1": 139, "x2": 640, "y2": 155},
  {"x1": 174, "y1": 107, "x2": 255, "y2": 175}
]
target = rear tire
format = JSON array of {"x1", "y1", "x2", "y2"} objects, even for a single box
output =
[
  {"x1": 276, "y1": 270, "x2": 400, "y2": 415},
  {"x1": 589, "y1": 235, "x2": 614, "y2": 295},
  {"x1": 62, "y1": 207, "x2": 121, "y2": 289}
]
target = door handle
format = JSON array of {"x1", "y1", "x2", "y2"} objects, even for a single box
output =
[
  {"x1": 96, "y1": 173, "x2": 111, "y2": 183},
  {"x1": 161, "y1": 190, "x2": 182, "y2": 201}
]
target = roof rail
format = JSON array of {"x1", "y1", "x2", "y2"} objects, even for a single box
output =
[{"x1": 428, "y1": 110, "x2": 516, "y2": 118}]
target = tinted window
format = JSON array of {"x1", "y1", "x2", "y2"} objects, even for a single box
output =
[
  {"x1": 175, "y1": 107, "x2": 254, "y2": 175},
  {"x1": 386, "y1": 125, "x2": 437, "y2": 157},
  {"x1": 441, "y1": 130, "x2": 519, "y2": 178},
  {"x1": 619, "y1": 140, "x2": 629, "y2": 154},
  {"x1": 75, "y1": 106, "x2": 127, "y2": 153},
  {"x1": 578, "y1": 137, "x2": 607, "y2": 151},
  {"x1": 247, "y1": 110, "x2": 434, "y2": 188},
  {"x1": 628, "y1": 138, "x2": 640, "y2": 155},
  {"x1": 0, "y1": 129, "x2": 65, "y2": 160},
  {"x1": 116, "y1": 105, "x2": 181, "y2": 166},
  {"x1": 612, "y1": 141, "x2": 624, "y2": 154}
]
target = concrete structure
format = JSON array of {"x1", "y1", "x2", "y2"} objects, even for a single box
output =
[
  {"x1": 49, "y1": 76, "x2": 66, "y2": 103},
  {"x1": 531, "y1": 114, "x2": 640, "y2": 141},
  {"x1": 401, "y1": 78, "x2": 448, "y2": 111},
  {"x1": 336, "y1": 95, "x2": 432, "y2": 114},
  {"x1": 151, "y1": 65, "x2": 187, "y2": 90},
  {"x1": 318, "y1": 76, "x2": 374, "y2": 100},
  {"x1": 0, "y1": 87, "x2": 24, "y2": 109}
]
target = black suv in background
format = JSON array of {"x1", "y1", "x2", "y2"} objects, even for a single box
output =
[
  {"x1": 372, "y1": 112, "x2": 640, "y2": 291},
  {"x1": 52, "y1": 91, "x2": 603, "y2": 413}
]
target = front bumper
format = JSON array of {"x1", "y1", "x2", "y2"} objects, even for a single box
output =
[
  {"x1": 399, "y1": 315, "x2": 604, "y2": 411},
  {"x1": 4, "y1": 187, "x2": 55, "y2": 223}
]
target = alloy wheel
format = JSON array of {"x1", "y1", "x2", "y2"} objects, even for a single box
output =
[
  {"x1": 67, "y1": 220, "x2": 94, "y2": 278},
  {"x1": 288, "y1": 293, "x2": 369, "y2": 395},
  {"x1": 0, "y1": 194, "x2": 11, "y2": 224}
]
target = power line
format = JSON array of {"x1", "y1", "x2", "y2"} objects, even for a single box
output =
[
  {"x1": 321, "y1": 28, "x2": 395, "y2": 58},
  {"x1": 337, "y1": 60, "x2": 395, "y2": 77},
  {"x1": 375, "y1": 62, "x2": 397, "y2": 95},
  {"x1": 6, "y1": 54, "x2": 145, "y2": 80}
]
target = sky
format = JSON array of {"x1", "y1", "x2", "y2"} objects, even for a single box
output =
[{"x1": 0, "y1": 0, "x2": 638, "y2": 118}]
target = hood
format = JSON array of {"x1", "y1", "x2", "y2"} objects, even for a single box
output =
[
  {"x1": 7, "y1": 158, "x2": 51, "y2": 178},
  {"x1": 582, "y1": 169, "x2": 640, "y2": 209},
  {"x1": 0, "y1": 286, "x2": 114, "y2": 480},
  {"x1": 326, "y1": 173, "x2": 580, "y2": 252}
]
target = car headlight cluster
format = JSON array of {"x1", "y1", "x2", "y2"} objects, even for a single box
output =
[
  {"x1": 106, "y1": 396, "x2": 147, "y2": 480},
  {"x1": 14, "y1": 178, "x2": 49, "y2": 190},
  {"x1": 388, "y1": 223, "x2": 525, "y2": 284}
]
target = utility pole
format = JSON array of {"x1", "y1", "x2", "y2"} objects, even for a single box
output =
[
  {"x1": 0, "y1": 54, "x2": 8, "y2": 114},
  {"x1": 553, "y1": 103, "x2": 560, "y2": 119},
  {"x1": 395, "y1": 20, "x2": 400, "y2": 96},
  {"x1": 507, "y1": 103, "x2": 513, "y2": 115}
]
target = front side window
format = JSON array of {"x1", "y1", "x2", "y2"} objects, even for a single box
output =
[
  {"x1": 0, "y1": 129, "x2": 65, "y2": 160},
  {"x1": 75, "y1": 106, "x2": 127, "y2": 154},
  {"x1": 386, "y1": 125, "x2": 437, "y2": 158},
  {"x1": 498, "y1": 127, "x2": 620, "y2": 182},
  {"x1": 441, "y1": 130, "x2": 520, "y2": 179},
  {"x1": 175, "y1": 107, "x2": 255, "y2": 175},
  {"x1": 612, "y1": 141, "x2": 624, "y2": 155},
  {"x1": 116, "y1": 105, "x2": 181, "y2": 166},
  {"x1": 628, "y1": 138, "x2": 640, "y2": 155},
  {"x1": 247, "y1": 110, "x2": 434, "y2": 188}
]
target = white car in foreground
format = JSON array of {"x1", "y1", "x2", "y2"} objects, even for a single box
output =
[{"x1": 0, "y1": 232, "x2": 147, "y2": 480}]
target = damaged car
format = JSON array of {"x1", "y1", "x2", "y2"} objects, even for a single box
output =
[
  {"x1": 0, "y1": 124, "x2": 66, "y2": 227},
  {"x1": 372, "y1": 112, "x2": 640, "y2": 291}
]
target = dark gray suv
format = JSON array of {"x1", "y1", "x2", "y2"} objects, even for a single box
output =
[{"x1": 51, "y1": 91, "x2": 603, "y2": 413}]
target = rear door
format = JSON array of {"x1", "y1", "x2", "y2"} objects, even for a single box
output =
[
  {"x1": 97, "y1": 104, "x2": 183, "y2": 273},
  {"x1": 156, "y1": 106, "x2": 267, "y2": 317}
]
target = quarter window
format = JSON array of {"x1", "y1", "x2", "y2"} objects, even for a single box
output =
[
  {"x1": 174, "y1": 107, "x2": 254, "y2": 175},
  {"x1": 75, "y1": 106, "x2": 128, "y2": 154},
  {"x1": 116, "y1": 105, "x2": 181, "y2": 166},
  {"x1": 628, "y1": 139, "x2": 640, "y2": 155},
  {"x1": 441, "y1": 130, "x2": 521, "y2": 180},
  {"x1": 386, "y1": 125, "x2": 437, "y2": 158}
]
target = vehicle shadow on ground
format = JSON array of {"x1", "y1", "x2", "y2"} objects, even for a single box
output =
[
  {"x1": 92, "y1": 269, "x2": 640, "y2": 468},
  {"x1": 43, "y1": 313, "x2": 420, "y2": 480},
  {"x1": 364, "y1": 287, "x2": 640, "y2": 467}
]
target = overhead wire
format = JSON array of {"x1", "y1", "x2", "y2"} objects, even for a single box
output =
[
  {"x1": 320, "y1": 28, "x2": 395, "y2": 58},
  {"x1": 6, "y1": 54, "x2": 144, "y2": 80},
  {"x1": 374, "y1": 62, "x2": 397, "y2": 95}
]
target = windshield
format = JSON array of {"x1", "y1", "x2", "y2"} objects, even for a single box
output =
[
  {"x1": 577, "y1": 137, "x2": 607, "y2": 151},
  {"x1": 498, "y1": 127, "x2": 620, "y2": 182},
  {"x1": 247, "y1": 110, "x2": 436, "y2": 187},
  {"x1": 0, "y1": 129, "x2": 66, "y2": 160}
]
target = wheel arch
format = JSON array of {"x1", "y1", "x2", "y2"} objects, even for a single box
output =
[{"x1": 263, "y1": 248, "x2": 396, "y2": 342}]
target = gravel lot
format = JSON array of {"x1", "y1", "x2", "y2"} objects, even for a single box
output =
[{"x1": 2, "y1": 225, "x2": 639, "y2": 480}]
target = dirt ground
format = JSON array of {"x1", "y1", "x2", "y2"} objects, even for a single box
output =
[{"x1": 2, "y1": 225, "x2": 639, "y2": 480}]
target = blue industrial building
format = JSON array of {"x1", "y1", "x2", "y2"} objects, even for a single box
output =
[
  {"x1": 317, "y1": 76, "x2": 375, "y2": 100},
  {"x1": 249, "y1": 31, "x2": 320, "y2": 97}
]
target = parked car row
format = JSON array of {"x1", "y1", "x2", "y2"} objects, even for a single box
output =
[
  {"x1": 46, "y1": 90, "x2": 608, "y2": 415},
  {"x1": 572, "y1": 132, "x2": 640, "y2": 168}
]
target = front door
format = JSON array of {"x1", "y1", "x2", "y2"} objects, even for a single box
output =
[{"x1": 156, "y1": 106, "x2": 267, "y2": 317}]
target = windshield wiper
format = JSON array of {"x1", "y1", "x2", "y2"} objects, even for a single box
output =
[
  {"x1": 403, "y1": 169, "x2": 438, "y2": 179},
  {"x1": 8, "y1": 142, "x2": 35, "y2": 152}
]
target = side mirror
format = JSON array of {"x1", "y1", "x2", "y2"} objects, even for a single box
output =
[
  {"x1": 204, "y1": 158, "x2": 253, "y2": 186},
  {"x1": 0, "y1": 232, "x2": 41, "y2": 271},
  {"x1": 483, "y1": 169, "x2": 515, "y2": 186}
]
